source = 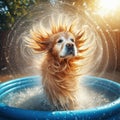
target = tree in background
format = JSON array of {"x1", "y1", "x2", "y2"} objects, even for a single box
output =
[
  {"x1": 0, "y1": 0, "x2": 42, "y2": 30},
  {"x1": 0, "y1": 0, "x2": 93, "y2": 30},
  {"x1": 0, "y1": 0, "x2": 42, "y2": 70},
  {"x1": 0, "y1": 0, "x2": 120, "y2": 30}
]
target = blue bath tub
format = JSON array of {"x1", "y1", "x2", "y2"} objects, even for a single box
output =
[{"x1": 0, "y1": 76, "x2": 120, "y2": 120}]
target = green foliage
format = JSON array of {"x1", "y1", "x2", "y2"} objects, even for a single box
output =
[
  {"x1": 0, "y1": 0, "x2": 90, "y2": 30},
  {"x1": 0, "y1": 0, "x2": 40, "y2": 30}
]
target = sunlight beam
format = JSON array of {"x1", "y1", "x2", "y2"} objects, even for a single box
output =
[{"x1": 96, "y1": 0, "x2": 120, "y2": 16}]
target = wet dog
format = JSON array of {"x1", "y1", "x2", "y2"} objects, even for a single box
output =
[{"x1": 25, "y1": 14, "x2": 87, "y2": 110}]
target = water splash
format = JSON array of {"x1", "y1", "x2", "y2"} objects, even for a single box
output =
[
  {"x1": 0, "y1": 85, "x2": 112, "y2": 111},
  {"x1": 4, "y1": 1, "x2": 117, "y2": 77}
]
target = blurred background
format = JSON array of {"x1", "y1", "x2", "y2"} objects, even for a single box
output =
[{"x1": 0, "y1": 0, "x2": 120, "y2": 82}]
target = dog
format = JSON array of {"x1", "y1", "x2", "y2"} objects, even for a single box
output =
[{"x1": 25, "y1": 14, "x2": 87, "y2": 110}]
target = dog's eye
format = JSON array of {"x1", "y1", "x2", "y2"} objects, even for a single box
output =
[
  {"x1": 58, "y1": 39, "x2": 63, "y2": 43},
  {"x1": 70, "y1": 38, "x2": 74, "y2": 42}
]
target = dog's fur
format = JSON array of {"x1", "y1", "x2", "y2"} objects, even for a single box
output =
[{"x1": 25, "y1": 14, "x2": 87, "y2": 110}]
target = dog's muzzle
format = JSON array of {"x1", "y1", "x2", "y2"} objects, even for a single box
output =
[{"x1": 66, "y1": 43, "x2": 75, "y2": 56}]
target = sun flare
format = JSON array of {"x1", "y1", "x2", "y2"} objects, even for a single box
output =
[{"x1": 97, "y1": 0, "x2": 120, "y2": 16}]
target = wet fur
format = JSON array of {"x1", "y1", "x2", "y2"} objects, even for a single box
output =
[{"x1": 25, "y1": 14, "x2": 87, "y2": 110}]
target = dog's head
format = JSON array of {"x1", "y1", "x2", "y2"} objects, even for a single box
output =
[
  {"x1": 25, "y1": 30, "x2": 85, "y2": 61},
  {"x1": 25, "y1": 15, "x2": 86, "y2": 61},
  {"x1": 49, "y1": 32, "x2": 77, "y2": 59}
]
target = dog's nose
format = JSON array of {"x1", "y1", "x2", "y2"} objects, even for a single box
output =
[
  {"x1": 66, "y1": 43, "x2": 75, "y2": 56},
  {"x1": 66, "y1": 43, "x2": 74, "y2": 49}
]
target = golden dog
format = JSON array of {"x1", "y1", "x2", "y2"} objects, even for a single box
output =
[{"x1": 25, "y1": 14, "x2": 87, "y2": 110}]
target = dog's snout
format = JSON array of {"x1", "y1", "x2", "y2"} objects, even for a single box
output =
[
  {"x1": 66, "y1": 43, "x2": 74, "y2": 48},
  {"x1": 65, "y1": 43, "x2": 75, "y2": 56}
]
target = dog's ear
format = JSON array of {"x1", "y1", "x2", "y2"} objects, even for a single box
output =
[
  {"x1": 33, "y1": 40, "x2": 51, "y2": 52},
  {"x1": 75, "y1": 31, "x2": 86, "y2": 48}
]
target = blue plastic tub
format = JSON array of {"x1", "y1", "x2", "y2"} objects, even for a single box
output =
[{"x1": 0, "y1": 76, "x2": 120, "y2": 120}]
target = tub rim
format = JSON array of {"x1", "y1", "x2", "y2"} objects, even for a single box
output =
[{"x1": 0, "y1": 75, "x2": 120, "y2": 119}]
